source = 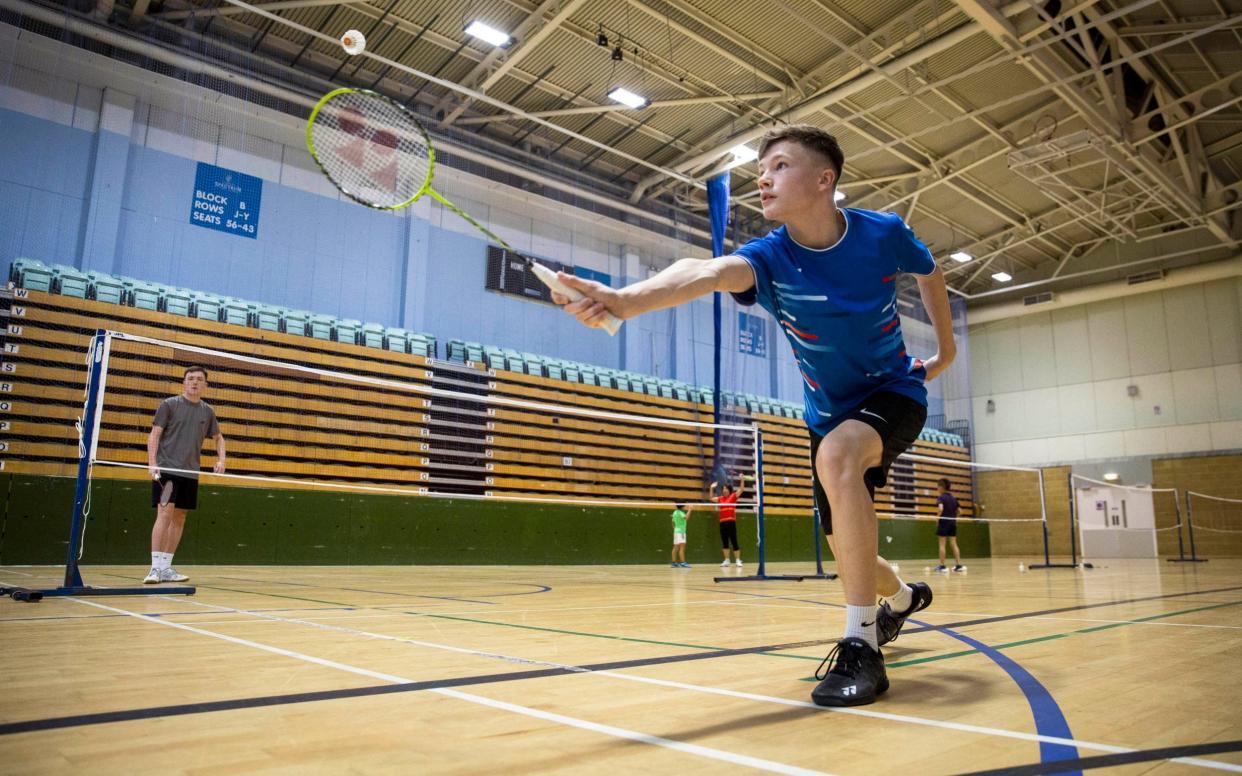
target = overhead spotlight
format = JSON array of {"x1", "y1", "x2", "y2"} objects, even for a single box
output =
[
  {"x1": 991, "y1": 271, "x2": 1013, "y2": 282},
  {"x1": 950, "y1": 251, "x2": 972, "y2": 263},
  {"x1": 729, "y1": 144, "x2": 757, "y2": 164},
  {"x1": 611, "y1": 44, "x2": 624, "y2": 62},
  {"x1": 596, "y1": 25, "x2": 608, "y2": 47},
  {"x1": 1103, "y1": 472, "x2": 1120, "y2": 482},
  {"x1": 833, "y1": 190, "x2": 846, "y2": 203},
  {"x1": 465, "y1": 20, "x2": 512, "y2": 48},
  {"x1": 608, "y1": 87, "x2": 647, "y2": 109}
]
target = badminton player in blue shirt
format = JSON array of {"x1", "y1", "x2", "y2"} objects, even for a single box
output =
[{"x1": 552, "y1": 125, "x2": 956, "y2": 706}]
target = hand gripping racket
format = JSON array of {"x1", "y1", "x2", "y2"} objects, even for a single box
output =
[{"x1": 306, "y1": 88, "x2": 622, "y2": 335}]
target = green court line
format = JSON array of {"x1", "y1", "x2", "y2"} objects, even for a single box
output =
[
  {"x1": 420, "y1": 613, "x2": 725, "y2": 652},
  {"x1": 794, "y1": 598, "x2": 1242, "y2": 680}
]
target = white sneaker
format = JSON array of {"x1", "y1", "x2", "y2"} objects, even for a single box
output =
[
  {"x1": 735, "y1": 560, "x2": 743, "y2": 567},
  {"x1": 721, "y1": 559, "x2": 731, "y2": 567},
  {"x1": 143, "y1": 567, "x2": 161, "y2": 584},
  {"x1": 160, "y1": 567, "x2": 190, "y2": 583}
]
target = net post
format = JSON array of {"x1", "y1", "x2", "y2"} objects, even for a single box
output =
[
  {"x1": 1172, "y1": 491, "x2": 1208, "y2": 563},
  {"x1": 755, "y1": 428, "x2": 766, "y2": 577},
  {"x1": 1168, "y1": 488, "x2": 1189, "y2": 562},
  {"x1": 15, "y1": 330, "x2": 196, "y2": 601},
  {"x1": 1038, "y1": 468, "x2": 1051, "y2": 567},
  {"x1": 61, "y1": 330, "x2": 108, "y2": 588},
  {"x1": 1030, "y1": 468, "x2": 1081, "y2": 569},
  {"x1": 813, "y1": 506, "x2": 824, "y2": 576}
]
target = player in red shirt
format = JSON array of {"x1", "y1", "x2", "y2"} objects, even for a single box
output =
[{"x1": 710, "y1": 475, "x2": 748, "y2": 567}]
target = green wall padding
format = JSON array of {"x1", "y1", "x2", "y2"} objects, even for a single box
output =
[{"x1": 0, "y1": 475, "x2": 989, "y2": 566}]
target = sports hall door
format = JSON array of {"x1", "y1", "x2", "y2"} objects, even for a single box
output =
[{"x1": 1075, "y1": 485, "x2": 1158, "y2": 559}]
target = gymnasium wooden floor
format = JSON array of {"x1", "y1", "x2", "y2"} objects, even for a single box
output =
[{"x1": 2, "y1": 558, "x2": 1241, "y2": 775}]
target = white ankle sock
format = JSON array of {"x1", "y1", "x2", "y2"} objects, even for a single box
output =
[
  {"x1": 844, "y1": 605, "x2": 879, "y2": 651},
  {"x1": 164, "y1": 553, "x2": 175, "y2": 569},
  {"x1": 881, "y1": 581, "x2": 913, "y2": 614},
  {"x1": 152, "y1": 552, "x2": 171, "y2": 569}
]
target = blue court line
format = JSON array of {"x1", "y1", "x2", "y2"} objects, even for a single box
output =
[{"x1": 689, "y1": 584, "x2": 1079, "y2": 767}]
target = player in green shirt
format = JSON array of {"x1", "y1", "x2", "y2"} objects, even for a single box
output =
[{"x1": 671, "y1": 503, "x2": 693, "y2": 568}]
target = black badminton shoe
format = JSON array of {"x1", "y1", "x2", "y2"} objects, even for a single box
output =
[
  {"x1": 876, "y1": 581, "x2": 933, "y2": 647},
  {"x1": 811, "y1": 638, "x2": 888, "y2": 707}
]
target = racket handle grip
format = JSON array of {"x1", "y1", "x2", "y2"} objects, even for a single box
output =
[{"x1": 530, "y1": 263, "x2": 622, "y2": 336}]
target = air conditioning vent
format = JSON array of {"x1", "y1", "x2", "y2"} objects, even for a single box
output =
[
  {"x1": 1023, "y1": 291, "x2": 1054, "y2": 306},
  {"x1": 1127, "y1": 269, "x2": 1165, "y2": 285}
]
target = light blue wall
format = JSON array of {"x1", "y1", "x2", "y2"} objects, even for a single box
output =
[
  {"x1": 1, "y1": 102, "x2": 810, "y2": 398},
  {"x1": 0, "y1": 108, "x2": 91, "y2": 263}
]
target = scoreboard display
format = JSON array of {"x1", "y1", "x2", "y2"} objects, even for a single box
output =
[{"x1": 484, "y1": 245, "x2": 571, "y2": 304}]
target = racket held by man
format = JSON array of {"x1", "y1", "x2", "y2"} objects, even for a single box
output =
[{"x1": 306, "y1": 88, "x2": 621, "y2": 335}]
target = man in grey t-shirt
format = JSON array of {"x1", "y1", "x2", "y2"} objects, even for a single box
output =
[{"x1": 143, "y1": 366, "x2": 226, "y2": 584}]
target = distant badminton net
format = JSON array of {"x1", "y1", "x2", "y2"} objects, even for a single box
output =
[
  {"x1": 85, "y1": 331, "x2": 757, "y2": 511},
  {"x1": 878, "y1": 455, "x2": 1046, "y2": 528},
  {"x1": 1186, "y1": 491, "x2": 1242, "y2": 535},
  {"x1": 1071, "y1": 474, "x2": 1184, "y2": 534}
]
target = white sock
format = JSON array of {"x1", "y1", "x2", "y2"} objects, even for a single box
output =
[
  {"x1": 164, "y1": 553, "x2": 175, "y2": 569},
  {"x1": 151, "y1": 552, "x2": 162, "y2": 569},
  {"x1": 844, "y1": 605, "x2": 879, "y2": 651},
  {"x1": 881, "y1": 581, "x2": 913, "y2": 614}
]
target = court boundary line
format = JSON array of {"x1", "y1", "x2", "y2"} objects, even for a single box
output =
[
  {"x1": 51, "y1": 597, "x2": 832, "y2": 776},
  {"x1": 7, "y1": 596, "x2": 1237, "y2": 773}
]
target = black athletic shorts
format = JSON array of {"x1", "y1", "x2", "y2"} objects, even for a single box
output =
[
  {"x1": 719, "y1": 520, "x2": 740, "y2": 550},
  {"x1": 810, "y1": 391, "x2": 927, "y2": 536},
  {"x1": 151, "y1": 473, "x2": 200, "y2": 510},
  {"x1": 936, "y1": 518, "x2": 958, "y2": 537}
]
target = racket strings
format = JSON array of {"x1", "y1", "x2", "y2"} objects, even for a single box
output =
[{"x1": 309, "y1": 90, "x2": 432, "y2": 209}]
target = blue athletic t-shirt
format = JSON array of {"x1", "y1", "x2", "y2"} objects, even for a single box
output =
[{"x1": 732, "y1": 208, "x2": 937, "y2": 436}]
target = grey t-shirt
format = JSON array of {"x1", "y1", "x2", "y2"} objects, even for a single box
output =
[{"x1": 153, "y1": 395, "x2": 220, "y2": 479}]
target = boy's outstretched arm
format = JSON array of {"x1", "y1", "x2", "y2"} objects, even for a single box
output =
[
  {"x1": 551, "y1": 256, "x2": 754, "y2": 330},
  {"x1": 915, "y1": 266, "x2": 957, "y2": 381}
]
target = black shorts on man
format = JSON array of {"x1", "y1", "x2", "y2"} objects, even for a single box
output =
[
  {"x1": 151, "y1": 473, "x2": 199, "y2": 510},
  {"x1": 809, "y1": 391, "x2": 927, "y2": 535}
]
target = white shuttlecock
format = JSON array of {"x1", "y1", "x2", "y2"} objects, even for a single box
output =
[
  {"x1": 341, "y1": 29, "x2": 366, "y2": 55},
  {"x1": 1018, "y1": 563, "x2": 1027, "y2": 572}
]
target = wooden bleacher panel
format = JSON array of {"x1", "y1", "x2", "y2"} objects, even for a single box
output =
[{"x1": 3, "y1": 289, "x2": 976, "y2": 514}]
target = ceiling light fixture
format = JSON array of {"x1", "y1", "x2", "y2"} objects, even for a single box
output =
[
  {"x1": 950, "y1": 251, "x2": 972, "y2": 263},
  {"x1": 611, "y1": 44, "x2": 624, "y2": 61},
  {"x1": 607, "y1": 87, "x2": 647, "y2": 109},
  {"x1": 833, "y1": 191, "x2": 846, "y2": 203},
  {"x1": 596, "y1": 24, "x2": 608, "y2": 47},
  {"x1": 465, "y1": 20, "x2": 512, "y2": 48},
  {"x1": 991, "y1": 271, "x2": 1013, "y2": 282}
]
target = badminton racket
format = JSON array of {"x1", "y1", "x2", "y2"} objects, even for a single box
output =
[{"x1": 306, "y1": 88, "x2": 621, "y2": 335}]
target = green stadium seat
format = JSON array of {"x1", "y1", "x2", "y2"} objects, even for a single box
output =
[
  {"x1": 254, "y1": 304, "x2": 285, "y2": 332},
  {"x1": 122, "y1": 277, "x2": 163, "y2": 310},
  {"x1": 545, "y1": 360, "x2": 564, "y2": 381},
  {"x1": 384, "y1": 327, "x2": 411, "y2": 353},
  {"x1": 51, "y1": 264, "x2": 89, "y2": 298},
  {"x1": 446, "y1": 340, "x2": 467, "y2": 362},
  {"x1": 191, "y1": 291, "x2": 223, "y2": 321},
  {"x1": 162, "y1": 286, "x2": 193, "y2": 317},
  {"x1": 307, "y1": 314, "x2": 334, "y2": 340},
  {"x1": 563, "y1": 362, "x2": 580, "y2": 382},
  {"x1": 360, "y1": 322, "x2": 385, "y2": 348},
  {"x1": 334, "y1": 318, "x2": 362, "y2": 344},
  {"x1": 220, "y1": 297, "x2": 252, "y2": 327},
  {"x1": 483, "y1": 345, "x2": 504, "y2": 370},
  {"x1": 409, "y1": 335, "x2": 434, "y2": 358},
  {"x1": 521, "y1": 353, "x2": 545, "y2": 377},
  {"x1": 87, "y1": 271, "x2": 125, "y2": 305},
  {"x1": 9, "y1": 258, "x2": 54, "y2": 292},
  {"x1": 281, "y1": 309, "x2": 311, "y2": 336}
]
